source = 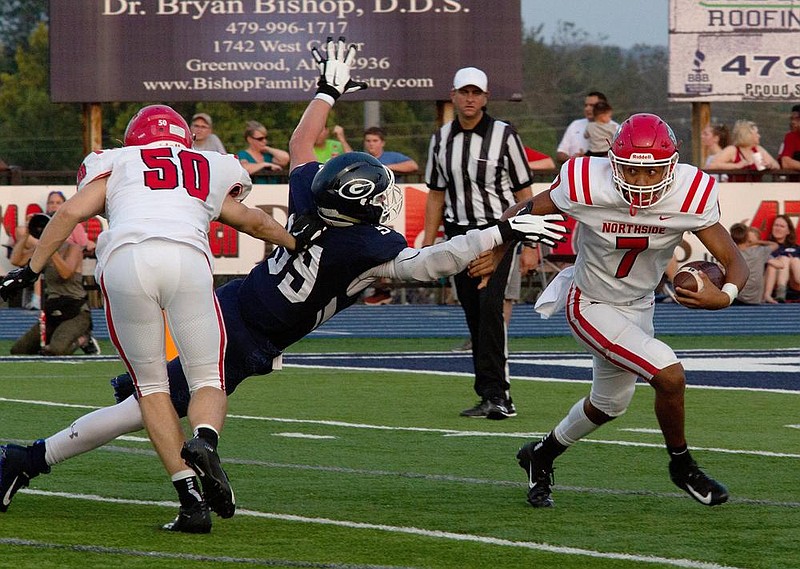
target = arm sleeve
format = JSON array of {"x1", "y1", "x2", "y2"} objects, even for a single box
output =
[{"x1": 369, "y1": 226, "x2": 503, "y2": 281}]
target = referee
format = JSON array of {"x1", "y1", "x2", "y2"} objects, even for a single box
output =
[{"x1": 423, "y1": 67, "x2": 534, "y2": 419}]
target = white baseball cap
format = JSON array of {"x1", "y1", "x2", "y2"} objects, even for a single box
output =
[{"x1": 453, "y1": 67, "x2": 488, "y2": 92}]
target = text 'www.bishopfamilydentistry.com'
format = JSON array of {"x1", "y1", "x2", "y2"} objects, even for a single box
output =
[{"x1": 142, "y1": 75, "x2": 434, "y2": 93}]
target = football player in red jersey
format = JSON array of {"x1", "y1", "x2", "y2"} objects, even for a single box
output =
[
  {"x1": 508, "y1": 113, "x2": 748, "y2": 508},
  {"x1": 0, "y1": 104, "x2": 298, "y2": 532}
]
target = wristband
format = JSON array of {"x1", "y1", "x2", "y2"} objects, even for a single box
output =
[{"x1": 721, "y1": 282, "x2": 738, "y2": 306}]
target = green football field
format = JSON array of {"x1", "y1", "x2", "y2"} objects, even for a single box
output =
[{"x1": 0, "y1": 336, "x2": 798, "y2": 569}]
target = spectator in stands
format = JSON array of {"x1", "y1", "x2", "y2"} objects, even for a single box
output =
[
  {"x1": 362, "y1": 127, "x2": 419, "y2": 306},
  {"x1": 362, "y1": 126, "x2": 418, "y2": 181},
  {"x1": 701, "y1": 123, "x2": 729, "y2": 167},
  {"x1": 313, "y1": 122, "x2": 352, "y2": 163},
  {"x1": 729, "y1": 223, "x2": 778, "y2": 305},
  {"x1": 555, "y1": 91, "x2": 609, "y2": 164},
  {"x1": 777, "y1": 104, "x2": 800, "y2": 172},
  {"x1": 237, "y1": 121, "x2": 289, "y2": 184},
  {"x1": 9, "y1": 191, "x2": 98, "y2": 355},
  {"x1": 190, "y1": 113, "x2": 226, "y2": 154},
  {"x1": 762, "y1": 214, "x2": 800, "y2": 303},
  {"x1": 583, "y1": 101, "x2": 617, "y2": 157},
  {"x1": 701, "y1": 122, "x2": 730, "y2": 183},
  {"x1": 707, "y1": 120, "x2": 780, "y2": 180}
]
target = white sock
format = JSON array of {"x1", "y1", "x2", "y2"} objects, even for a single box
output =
[
  {"x1": 553, "y1": 399, "x2": 600, "y2": 446},
  {"x1": 171, "y1": 469, "x2": 196, "y2": 482},
  {"x1": 193, "y1": 424, "x2": 218, "y2": 438},
  {"x1": 45, "y1": 396, "x2": 144, "y2": 466}
]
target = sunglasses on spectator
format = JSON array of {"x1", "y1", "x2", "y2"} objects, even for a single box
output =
[{"x1": 250, "y1": 134, "x2": 267, "y2": 141}]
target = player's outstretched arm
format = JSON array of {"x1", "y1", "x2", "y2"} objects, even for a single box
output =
[
  {"x1": 289, "y1": 36, "x2": 367, "y2": 170},
  {"x1": 218, "y1": 195, "x2": 296, "y2": 251}
]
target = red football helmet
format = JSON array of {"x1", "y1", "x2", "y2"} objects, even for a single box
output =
[
  {"x1": 123, "y1": 104, "x2": 193, "y2": 148},
  {"x1": 609, "y1": 113, "x2": 679, "y2": 209}
]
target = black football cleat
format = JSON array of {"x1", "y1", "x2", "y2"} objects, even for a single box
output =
[
  {"x1": 669, "y1": 460, "x2": 729, "y2": 506},
  {"x1": 181, "y1": 437, "x2": 235, "y2": 519},
  {"x1": 517, "y1": 441, "x2": 555, "y2": 508},
  {"x1": 460, "y1": 398, "x2": 515, "y2": 419},
  {"x1": 0, "y1": 444, "x2": 31, "y2": 513},
  {"x1": 487, "y1": 398, "x2": 517, "y2": 420},
  {"x1": 162, "y1": 501, "x2": 212, "y2": 533}
]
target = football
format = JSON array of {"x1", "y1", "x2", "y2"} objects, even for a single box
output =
[{"x1": 672, "y1": 260, "x2": 725, "y2": 293}]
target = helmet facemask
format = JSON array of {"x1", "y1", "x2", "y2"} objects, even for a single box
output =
[
  {"x1": 373, "y1": 166, "x2": 402, "y2": 225},
  {"x1": 610, "y1": 151, "x2": 679, "y2": 210}
]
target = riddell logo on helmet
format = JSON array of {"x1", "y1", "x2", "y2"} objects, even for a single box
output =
[{"x1": 630, "y1": 153, "x2": 655, "y2": 160}]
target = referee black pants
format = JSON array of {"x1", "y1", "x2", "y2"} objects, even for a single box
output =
[{"x1": 452, "y1": 245, "x2": 514, "y2": 402}]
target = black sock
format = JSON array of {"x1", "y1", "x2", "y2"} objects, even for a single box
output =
[
  {"x1": 667, "y1": 444, "x2": 693, "y2": 469},
  {"x1": 195, "y1": 427, "x2": 219, "y2": 450},
  {"x1": 173, "y1": 475, "x2": 203, "y2": 509},
  {"x1": 27, "y1": 439, "x2": 51, "y2": 476},
  {"x1": 534, "y1": 432, "x2": 568, "y2": 464}
]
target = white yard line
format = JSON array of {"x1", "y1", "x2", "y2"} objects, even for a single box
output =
[{"x1": 7, "y1": 492, "x2": 749, "y2": 569}]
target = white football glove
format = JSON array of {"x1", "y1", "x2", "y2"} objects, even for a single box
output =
[
  {"x1": 311, "y1": 36, "x2": 368, "y2": 105},
  {"x1": 498, "y1": 213, "x2": 569, "y2": 247}
]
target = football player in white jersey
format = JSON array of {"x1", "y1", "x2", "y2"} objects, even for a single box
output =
[
  {"x1": 507, "y1": 113, "x2": 749, "y2": 508},
  {"x1": 0, "y1": 104, "x2": 297, "y2": 531}
]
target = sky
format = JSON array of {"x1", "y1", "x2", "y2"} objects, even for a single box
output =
[{"x1": 521, "y1": 0, "x2": 669, "y2": 49}]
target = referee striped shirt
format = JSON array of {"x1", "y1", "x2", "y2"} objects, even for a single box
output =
[{"x1": 425, "y1": 112, "x2": 532, "y2": 231}]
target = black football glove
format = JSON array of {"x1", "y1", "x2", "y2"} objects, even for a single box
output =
[
  {"x1": 497, "y1": 213, "x2": 569, "y2": 247},
  {"x1": 290, "y1": 213, "x2": 328, "y2": 252},
  {"x1": 311, "y1": 36, "x2": 368, "y2": 103},
  {"x1": 0, "y1": 263, "x2": 40, "y2": 301}
]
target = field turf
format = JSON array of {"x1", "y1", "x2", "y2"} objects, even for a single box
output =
[{"x1": 0, "y1": 335, "x2": 798, "y2": 568}]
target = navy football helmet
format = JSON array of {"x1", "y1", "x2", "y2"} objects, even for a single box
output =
[{"x1": 311, "y1": 152, "x2": 402, "y2": 226}]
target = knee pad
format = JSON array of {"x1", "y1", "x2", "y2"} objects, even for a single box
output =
[{"x1": 589, "y1": 382, "x2": 636, "y2": 417}]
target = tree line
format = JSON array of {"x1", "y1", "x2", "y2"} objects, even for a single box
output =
[{"x1": 0, "y1": 5, "x2": 793, "y2": 175}]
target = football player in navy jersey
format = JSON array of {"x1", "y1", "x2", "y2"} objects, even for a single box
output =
[{"x1": 0, "y1": 37, "x2": 567, "y2": 532}]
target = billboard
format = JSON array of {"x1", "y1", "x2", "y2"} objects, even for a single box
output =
[
  {"x1": 3, "y1": 183, "x2": 798, "y2": 274},
  {"x1": 668, "y1": 0, "x2": 800, "y2": 102},
  {"x1": 50, "y1": 1, "x2": 523, "y2": 103}
]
